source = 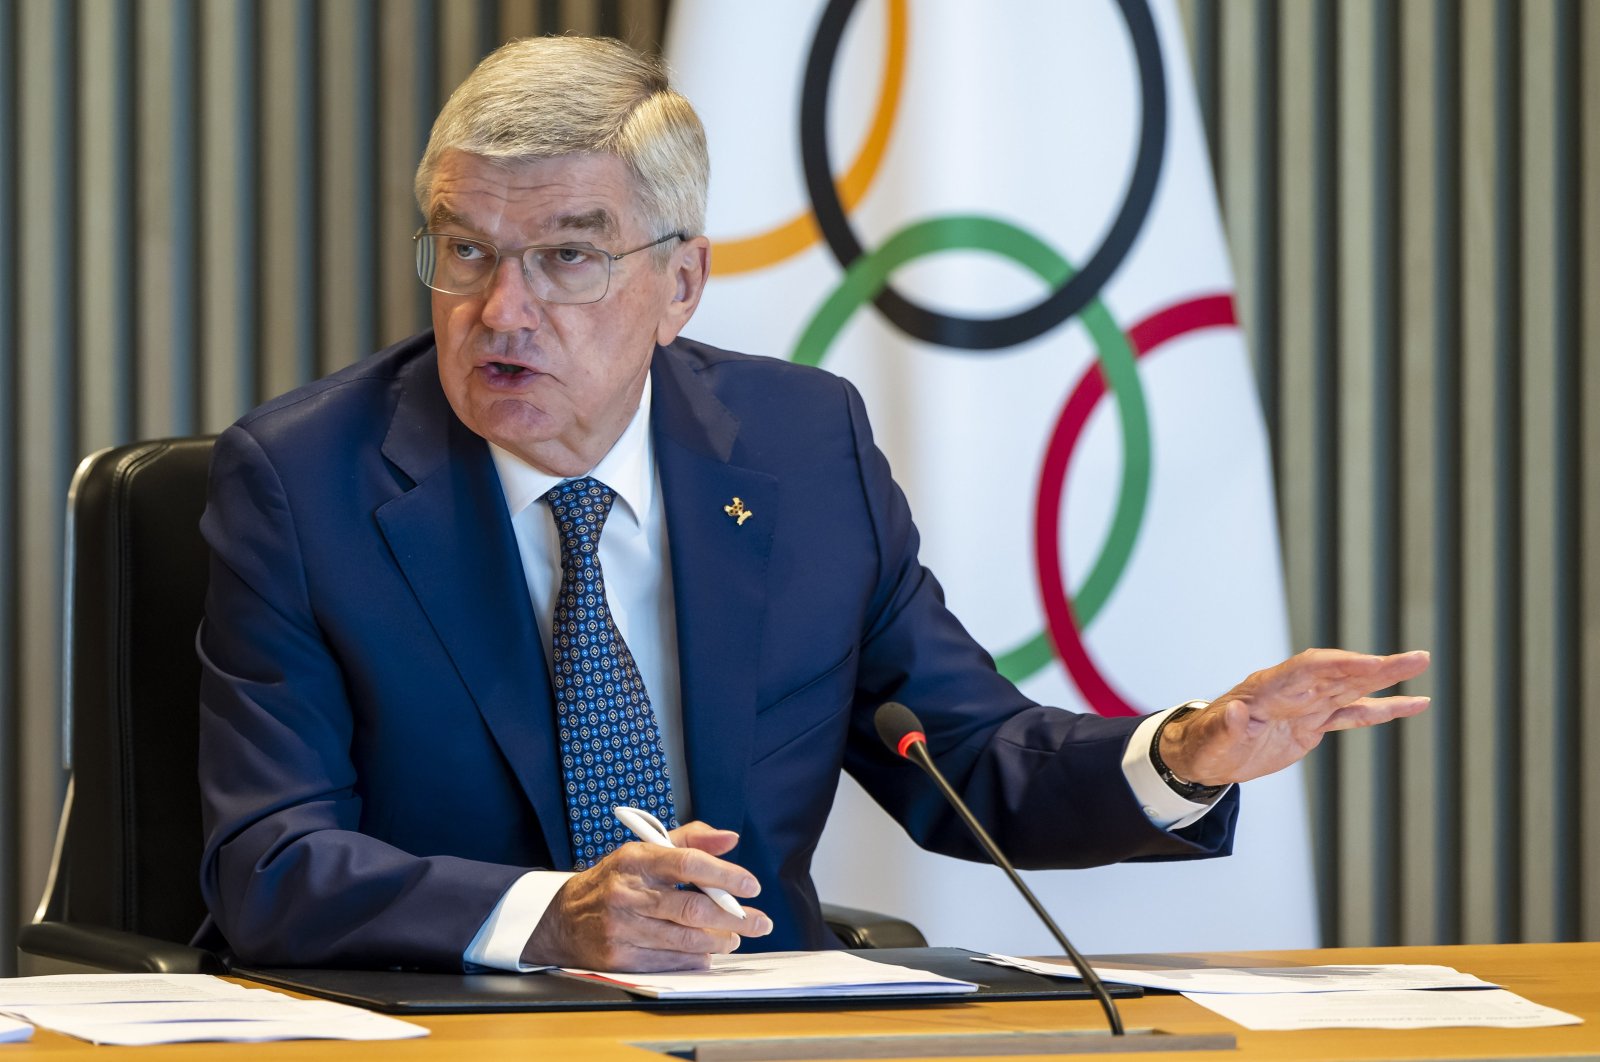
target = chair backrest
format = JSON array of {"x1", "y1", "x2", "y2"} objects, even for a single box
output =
[{"x1": 39, "y1": 437, "x2": 216, "y2": 944}]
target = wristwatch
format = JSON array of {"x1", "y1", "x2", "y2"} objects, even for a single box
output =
[{"x1": 1150, "y1": 701, "x2": 1227, "y2": 802}]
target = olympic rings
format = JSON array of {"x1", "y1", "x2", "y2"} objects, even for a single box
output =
[
  {"x1": 712, "y1": 0, "x2": 907, "y2": 275},
  {"x1": 798, "y1": 0, "x2": 1168, "y2": 350},
  {"x1": 758, "y1": 1, "x2": 1244, "y2": 715}
]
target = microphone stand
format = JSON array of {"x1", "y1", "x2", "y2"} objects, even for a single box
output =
[
  {"x1": 898, "y1": 739, "x2": 1125, "y2": 1036},
  {"x1": 873, "y1": 701, "x2": 1235, "y2": 1051}
]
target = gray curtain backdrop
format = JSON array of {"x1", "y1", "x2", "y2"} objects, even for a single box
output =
[
  {"x1": 1191, "y1": 0, "x2": 1596, "y2": 948},
  {"x1": 0, "y1": 0, "x2": 1594, "y2": 974}
]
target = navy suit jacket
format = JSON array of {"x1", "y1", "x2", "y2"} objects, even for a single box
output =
[{"x1": 196, "y1": 333, "x2": 1238, "y2": 969}]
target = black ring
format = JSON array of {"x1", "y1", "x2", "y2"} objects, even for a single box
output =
[{"x1": 799, "y1": 0, "x2": 1167, "y2": 350}]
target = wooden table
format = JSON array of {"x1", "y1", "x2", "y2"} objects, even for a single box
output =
[{"x1": 8, "y1": 943, "x2": 1598, "y2": 1059}]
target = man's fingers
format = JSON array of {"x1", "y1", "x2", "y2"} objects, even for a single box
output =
[
  {"x1": 1349, "y1": 649, "x2": 1430, "y2": 689},
  {"x1": 590, "y1": 851, "x2": 773, "y2": 939},
  {"x1": 637, "y1": 842, "x2": 762, "y2": 899},
  {"x1": 650, "y1": 881, "x2": 773, "y2": 936},
  {"x1": 572, "y1": 911, "x2": 739, "y2": 972},
  {"x1": 595, "y1": 904, "x2": 770, "y2": 972},
  {"x1": 670, "y1": 819, "x2": 741, "y2": 856},
  {"x1": 630, "y1": 909, "x2": 742, "y2": 955},
  {"x1": 1252, "y1": 649, "x2": 1431, "y2": 717},
  {"x1": 592, "y1": 860, "x2": 773, "y2": 944},
  {"x1": 1288, "y1": 647, "x2": 1431, "y2": 679},
  {"x1": 1321, "y1": 694, "x2": 1431, "y2": 733}
]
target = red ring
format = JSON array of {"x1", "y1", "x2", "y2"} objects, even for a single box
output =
[{"x1": 1032, "y1": 294, "x2": 1239, "y2": 717}]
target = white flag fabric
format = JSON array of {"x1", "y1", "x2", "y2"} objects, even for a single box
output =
[{"x1": 664, "y1": 0, "x2": 1317, "y2": 953}]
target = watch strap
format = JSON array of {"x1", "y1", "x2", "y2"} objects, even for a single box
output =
[{"x1": 1150, "y1": 701, "x2": 1227, "y2": 802}]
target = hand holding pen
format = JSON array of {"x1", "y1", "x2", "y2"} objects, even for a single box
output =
[{"x1": 519, "y1": 809, "x2": 771, "y2": 972}]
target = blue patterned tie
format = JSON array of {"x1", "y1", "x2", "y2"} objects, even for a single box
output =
[{"x1": 545, "y1": 477, "x2": 677, "y2": 869}]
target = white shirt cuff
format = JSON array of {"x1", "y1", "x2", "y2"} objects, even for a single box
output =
[
  {"x1": 463, "y1": 870, "x2": 576, "y2": 972},
  {"x1": 1122, "y1": 705, "x2": 1231, "y2": 831}
]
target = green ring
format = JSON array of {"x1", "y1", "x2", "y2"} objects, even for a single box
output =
[{"x1": 789, "y1": 215, "x2": 1151, "y2": 682}]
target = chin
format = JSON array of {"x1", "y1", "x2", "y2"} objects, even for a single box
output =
[{"x1": 474, "y1": 398, "x2": 564, "y2": 452}]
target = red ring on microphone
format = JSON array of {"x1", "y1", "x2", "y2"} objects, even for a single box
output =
[{"x1": 895, "y1": 731, "x2": 925, "y2": 760}]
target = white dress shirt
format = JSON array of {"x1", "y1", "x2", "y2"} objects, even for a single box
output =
[{"x1": 462, "y1": 377, "x2": 1225, "y2": 971}]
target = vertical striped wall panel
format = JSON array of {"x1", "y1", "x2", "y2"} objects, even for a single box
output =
[
  {"x1": 0, "y1": 1, "x2": 1592, "y2": 973},
  {"x1": 1182, "y1": 0, "x2": 1596, "y2": 946},
  {"x1": 1581, "y1": 0, "x2": 1600, "y2": 952},
  {"x1": 0, "y1": 0, "x2": 19, "y2": 972},
  {"x1": 0, "y1": 0, "x2": 666, "y2": 977}
]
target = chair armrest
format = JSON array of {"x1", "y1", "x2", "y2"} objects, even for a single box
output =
[
  {"x1": 18, "y1": 921, "x2": 226, "y2": 974},
  {"x1": 820, "y1": 902, "x2": 928, "y2": 950}
]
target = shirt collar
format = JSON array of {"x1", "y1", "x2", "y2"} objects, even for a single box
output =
[{"x1": 488, "y1": 374, "x2": 656, "y2": 529}]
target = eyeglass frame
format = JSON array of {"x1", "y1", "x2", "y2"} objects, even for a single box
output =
[{"x1": 412, "y1": 229, "x2": 688, "y2": 304}]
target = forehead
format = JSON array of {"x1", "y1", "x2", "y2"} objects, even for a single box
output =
[{"x1": 425, "y1": 150, "x2": 642, "y2": 239}]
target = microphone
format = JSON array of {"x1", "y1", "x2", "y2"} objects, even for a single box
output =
[{"x1": 874, "y1": 701, "x2": 1124, "y2": 1036}]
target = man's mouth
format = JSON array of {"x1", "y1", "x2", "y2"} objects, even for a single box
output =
[{"x1": 485, "y1": 361, "x2": 533, "y2": 377}]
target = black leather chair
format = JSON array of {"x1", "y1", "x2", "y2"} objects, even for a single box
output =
[
  {"x1": 18, "y1": 437, "x2": 921, "y2": 974},
  {"x1": 20, "y1": 437, "x2": 223, "y2": 973}
]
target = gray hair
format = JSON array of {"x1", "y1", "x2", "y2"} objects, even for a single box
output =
[{"x1": 414, "y1": 36, "x2": 708, "y2": 258}]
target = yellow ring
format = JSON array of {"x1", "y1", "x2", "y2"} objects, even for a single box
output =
[{"x1": 712, "y1": 0, "x2": 907, "y2": 275}]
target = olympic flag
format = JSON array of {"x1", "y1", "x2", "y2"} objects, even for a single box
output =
[{"x1": 664, "y1": 0, "x2": 1318, "y2": 952}]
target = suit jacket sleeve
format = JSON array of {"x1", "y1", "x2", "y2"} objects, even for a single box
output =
[{"x1": 197, "y1": 424, "x2": 526, "y2": 969}]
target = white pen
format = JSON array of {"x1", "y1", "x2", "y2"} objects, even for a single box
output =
[{"x1": 613, "y1": 805, "x2": 747, "y2": 920}]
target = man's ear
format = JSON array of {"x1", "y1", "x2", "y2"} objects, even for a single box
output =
[{"x1": 655, "y1": 236, "x2": 711, "y2": 345}]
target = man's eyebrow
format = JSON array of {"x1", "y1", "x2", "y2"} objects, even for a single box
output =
[
  {"x1": 424, "y1": 204, "x2": 617, "y2": 239},
  {"x1": 426, "y1": 204, "x2": 474, "y2": 230},
  {"x1": 551, "y1": 208, "x2": 617, "y2": 237}
]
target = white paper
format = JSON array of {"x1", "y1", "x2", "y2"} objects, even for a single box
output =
[
  {"x1": 563, "y1": 950, "x2": 979, "y2": 999},
  {"x1": 28, "y1": 1014, "x2": 428, "y2": 1047},
  {"x1": 0, "y1": 974, "x2": 248, "y2": 1006},
  {"x1": 978, "y1": 955, "x2": 1499, "y2": 994},
  {"x1": 0, "y1": 1016, "x2": 31, "y2": 1043},
  {"x1": 0, "y1": 973, "x2": 426, "y2": 1044},
  {"x1": 1184, "y1": 988, "x2": 1584, "y2": 1030},
  {"x1": 4, "y1": 996, "x2": 382, "y2": 1026}
]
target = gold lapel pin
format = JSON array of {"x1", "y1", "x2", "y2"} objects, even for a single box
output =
[{"x1": 723, "y1": 497, "x2": 753, "y2": 526}]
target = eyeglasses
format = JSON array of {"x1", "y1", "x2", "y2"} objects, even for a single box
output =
[{"x1": 413, "y1": 230, "x2": 686, "y2": 304}]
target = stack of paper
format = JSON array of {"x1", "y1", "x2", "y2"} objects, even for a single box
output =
[
  {"x1": 1179, "y1": 989, "x2": 1585, "y2": 1031},
  {"x1": 563, "y1": 950, "x2": 979, "y2": 1000},
  {"x1": 0, "y1": 974, "x2": 426, "y2": 1046},
  {"x1": 976, "y1": 956, "x2": 1500, "y2": 993},
  {"x1": 977, "y1": 955, "x2": 1583, "y2": 1031},
  {"x1": 0, "y1": 1016, "x2": 30, "y2": 1043}
]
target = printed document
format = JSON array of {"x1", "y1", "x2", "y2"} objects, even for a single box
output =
[
  {"x1": 1184, "y1": 988, "x2": 1583, "y2": 1030},
  {"x1": 563, "y1": 950, "x2": 978, "y2": 999},
  {"x1": 978, "y1": 955, "x2": 1498, "y2": 994},
  {"x1": 0, "y1": 974, "x2": 425, "y2": 1045},
  {"x1": 0, "y1": 974, "x2": 248, "y2": 1006}
]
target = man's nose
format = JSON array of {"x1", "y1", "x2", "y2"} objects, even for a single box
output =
[{"x1": 478, "y1": 255, "x2": 542, "y2": 332}]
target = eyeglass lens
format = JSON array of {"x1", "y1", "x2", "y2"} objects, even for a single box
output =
[{"x1": 415, "y1": 235, "x2": 611, "y2": 303}]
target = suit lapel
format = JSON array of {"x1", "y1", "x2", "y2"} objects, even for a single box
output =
[
  {"x1": 652, "y1": 349, "x2": 776, "y2": 835},
  {"x1": 373, "y1": 354, "x2": 572, "y2": 867}
]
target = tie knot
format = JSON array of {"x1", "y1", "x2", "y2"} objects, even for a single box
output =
[{"x1": 545, "y1": 477, "x2": 615, "y2": 550}]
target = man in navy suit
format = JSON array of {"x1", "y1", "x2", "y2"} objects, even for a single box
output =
[{"x1": 197, "y1": 36, "x2": 1429, "y2": 973}]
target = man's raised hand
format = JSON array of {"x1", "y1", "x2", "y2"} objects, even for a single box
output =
[{"x1": 1159, "y1": 648, "x2": 1431, "y2": 787}]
